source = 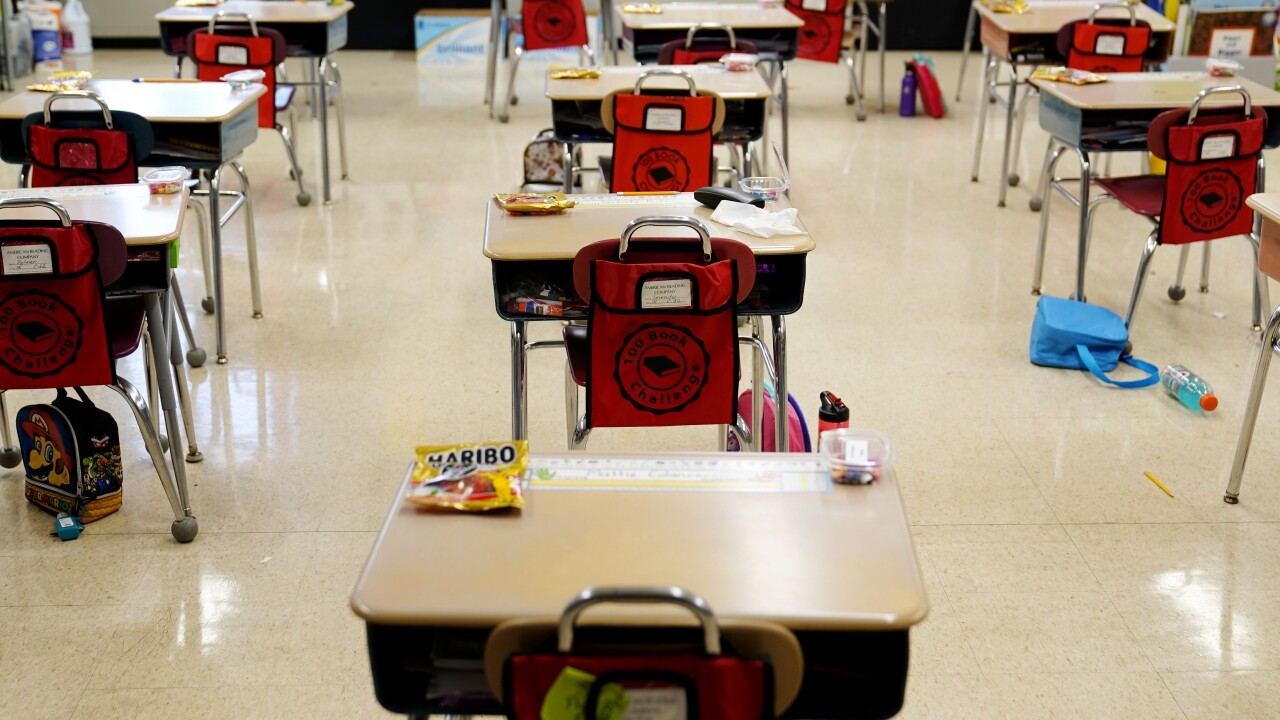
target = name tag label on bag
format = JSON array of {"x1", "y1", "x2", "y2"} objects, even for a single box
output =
[
  {"x1": 217, "y1": 45, "x2": 250, "y2": 65},
  {"x1": 645, "y1": 107, "x2": 684, "y2": 132},
  {"x1": 1, "y1": 245, "x2": 53, "y2": 275},
  {"x1": 1094, "y1": 34, "x2": 1126, "y2": 56},
  {"x1": 620, "y1": 688, "x2": 688, "y2": 720},
  {"x1": 1201, "y1": 135, "x2": 1237, "y2": 160},
  {"x1": 802, "y1": 0, "x2": 826, "y2": 10},
  {"x1": 640, "y1": 278, "x2": 693, "y2": 309}
]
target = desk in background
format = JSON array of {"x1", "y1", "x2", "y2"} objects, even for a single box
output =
[
  {"x1": 351, "y1": 452, "x2": 928, "y2": 718},
  {"x1": 969, "y1": 0, "x2": 1175, "y2": 208},
  {"x1": 484, "y1": 193, "x2": 812, "y2": 451},
  {"x1": 0, "y1": 80, "x2": 264, "y2": 365},
  {"x1": 156, "y1": 0, "x2": 354, "y2": 205}
]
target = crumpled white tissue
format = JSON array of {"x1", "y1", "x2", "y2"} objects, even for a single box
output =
[{"x1": 709, "y1": 201, "x2": 804, "y2": 238}]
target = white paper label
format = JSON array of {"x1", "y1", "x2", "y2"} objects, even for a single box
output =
[
  {"x1": 2, "y1": 245, "x2": 53, "y2": 276},
  {"x1": 1208, "y1": 28, "x2": 1255, "y2": 60},
  {"x1": 1201, "y1": 135, "x2": 1236, "y2": 160},
  {"x1": 844, "y1": 440, "x2": 870, "y2": 465},
  {"x1": 640, "y1": 278, "x2": 693, "y2": 309},
  {"x1": 645, "y1": 107, "x2": 683, "y2": 132},
  {"x1": 1094, "y1": 34, "x2": 1126, "y2": 56},
  {"x1": 620, "y1": 688, "x2": 687, "y2": 720},
  {"x1": 217, "y1": 45, "x2": 250, "y2": 66},
  {"x1": 801, "y1": 0, "x2": 826, "y2": 10}
]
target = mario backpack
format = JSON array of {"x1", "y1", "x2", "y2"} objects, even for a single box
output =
[{"x1": 18, "y1": 387, "x2": 123, "y2": 522}]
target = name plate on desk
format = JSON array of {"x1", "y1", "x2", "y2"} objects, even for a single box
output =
[{"x1": 527, "y1": 455, "x2": 834, "y2": 492}]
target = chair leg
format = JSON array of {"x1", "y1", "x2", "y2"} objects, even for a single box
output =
[
  {"x1": 108, "y1": 377, "x2": 197, "y2": 541},
  {"x1": 1031, "y1": 142, "x2": 1066, "y2": 295},
  {"x1": 141, "y1": 326, "x2": 166, "y2": 452},
  {"x1": 845, "y1": 48, "x2": 867, "y2": 121},
  {"x1": 1007, "y1": 89, "x2": 1036, "y2": 187},
  {"x1": 1029, "y1": 137, "x2": 1058, "y2": 212},
  {"x1": 0, "y1": 390, "x2": 20, "y2": 468},
  {"x1": 1124, "y1": 230, "x2": 1160, "y2": 334},
  {"x1": 1225, "y1": 304, "x2": 1280, "y2": 504},
  {"x1": 1200, "y1": 242, "x2": 1212, "y2": 293},
  {"x1": 499, "y1": 45, "x2": 524, "y2": 123},
  {"x1": 185, "y1": 198, "x2": 215, "y2": 314},
  {"x1": 166, "y1": 285, "x2": 203, "y2": 464},
  {"x1": 564, "y1": 360, "x2": 579, "y2": 450},
  {"x1": 323, "y1": 55, "x2": 350, "y2": 180},
  {"x1": 1247, "y1": 232, "x2": 1271, "y2": 333},
  {"x1": 956, "y1": 4, "x2": 977, "y2": 101},
  {"x1": 275, "y1": 123, "x2": 311, "y2": 207},
  {"x1": 970, "y1": 49, "x2": 995, "y2": 183},
  {"x1": 170, "y1": 276, "x2": 207, "y2": 367},
  {"x1": 228, "y1": 161, "x2": 264, "y2": 319},
  {"x1": 1170, "y1": 244, "x2": 1191, "y2": 301},
  {"x1": 570, "y1": 414, "x2": 591, "y2": 449}
]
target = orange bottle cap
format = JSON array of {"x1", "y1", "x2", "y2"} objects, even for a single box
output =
[{"x1": 1200, "y1": 394, "x2": 1219, "y2": 412}]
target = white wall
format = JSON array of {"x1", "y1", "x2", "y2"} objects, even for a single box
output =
[{"x1": 79, "y1": 0, "x2": 172, "y2": 38}]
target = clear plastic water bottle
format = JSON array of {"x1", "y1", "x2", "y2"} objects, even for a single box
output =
[{"x1": 1160, "y1": 365, "x2": 1218, "y2": 413}]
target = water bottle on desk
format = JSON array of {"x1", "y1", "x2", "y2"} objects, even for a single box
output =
[{"x1": 1160, "y1": 365, "x2": 1218, "y2": 413}]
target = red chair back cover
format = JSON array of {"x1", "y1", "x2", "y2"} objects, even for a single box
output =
[
  {"x1": 1061, "y1": 19, "x2": 1151, "y2": 73},
  {"x1": 610, "y1": 93, "x2": 716, "y2": 192},
  {"x1": 27, "y1": 125, "x2": 136, "y2": 188},
  {"x1": 519, "y1": 0, "x2": 589, "y2": 51},
  {"x1": 188, "y1": 28, "x2": 284, "y2": 129},
  {"x1": 0, "y1": 223, "x2": 112, "y2": 389},
  {"x1": 506, "y1": 653, "x2": 771, "y2": 720},
  {"x1": 586, "y1": 242, "x2": 739, "y2": 428},
  {"x1": 1155, "y1": 108, "x2": 1266, "y2": 245},
  {"x1": 787, "y1": 0, "x2": 846, "y2": 63}
]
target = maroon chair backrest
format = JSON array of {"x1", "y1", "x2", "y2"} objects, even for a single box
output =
[
  {"x1": 1056, "y1": 4, "x2": 1151, "y2": 74},
  {"x1": 0, "y1": 202, "x2": 125, "y2": 390},
  {"x1": 1148, "y1": 92, "x2": 1266, "y2": 246},
  {"x1": 518, "y1": 0, "x2": 589, "y2": 51},
  {"x1": 25, "y1": 93, "x2": 139, "y2": 188},
  {"x1": 576, "y1": 220, "x2": 749, "y2": 429},
  {"x1": 786, "y1": 0, "x2": 847, "y2": 63},
  {"x1": 187, "y1": 24, "x2": 286, "y2": 129}
]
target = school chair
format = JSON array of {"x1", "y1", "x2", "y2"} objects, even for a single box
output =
[
  {"x1": 0, "y1": 198, "x2": 198, "y2": 541},
  {"x1": 600, "y1": 70, "x2": 726, "y2": 193},
  {"x1": 1041, "y1": 86, "x2": 1270, "y2": 338},
  {"x1": 561, "y1": 216, "x2": 777, "y2": 450},
  {"x1": 485, "y1": 586, "x2": 804, "y2": 720},
  {"x1": 498, "y1": 0, "x2": 595, "y2": 123},
  {"x1": 785, "y1": 0, "x2": 869, "y2": 121},
  {"x1": 185, "y1": 12, "x2": 311, "y2": 207},
  {"x1": 1225, "y1": 226, "x2": 1280, "y2": 505},
  {"x1": 20, "y1": 91, "x2": 210, "y2": 379}
]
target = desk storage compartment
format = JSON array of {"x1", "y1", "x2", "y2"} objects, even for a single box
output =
[
  {"x1": 626, "y1": 27, "x2": 798, "y2": 62},
  {"x1": 553, "y1": 98, "x2": 767, "y2": 145},
  {"x1": 365, "y1": 624, "x2": 506, "y2": 716},
  {"x1": 109, "y1": 245, "x2": 169, "y2": 296}
]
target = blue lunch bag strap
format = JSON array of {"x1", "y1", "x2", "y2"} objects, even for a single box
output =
[{"x1": 1075, "y1": 344, "x2": 1160, "y2": 388}]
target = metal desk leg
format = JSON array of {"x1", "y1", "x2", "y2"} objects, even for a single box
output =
[
  {"x1": 563, "y1": 141, "x2": 576, "y2": 193},
  {"x1": 996, "y1": 61, "x2": 1018, "y2": 207},
  {"x1": 486, "y1": 0, "x2": 503, "y2": 112},
  {"x1": 1225, "y1": 305, "x2": 1280, "y2": 504},
  {"x1": 165, "y1": 272, "x2": 203, "y2": 464},
  {"x1": 772, "y1": 315, "x2": 788, "y2": 452},
  {"x1": 751, "y1": 317, "x2": 764, "y2": 452},
  {"x1": 324, "y1": 55, "x2": 350, "y2": 180},
  {"x1": 142, "y1": 290, "x2": 197, "y2": 541},
  {"x1": 511, "y1": 320, "x2": 528, "y2": 441},
  {"x1": 207, "y1": 168, "x2": 228, "y2": 364},
  {"x1": 602, "y1": 0, "x2": 617, "y2": 65},
  {"x1": 780, "y1": 61, "x2": 790, "y2": 165},
  {"x1": 317, "y1": 57, "x2": 333, "y2": 206},
  {"x1": 1072, "y1": 145, "x2": 1091, "y2": 301},
  {"x1": 970, "y1": 48, "x2": 994, "y2": 182},
  {"x1": 956, "y1": 5, "x2": 977, "y2": 101},
  {"x1": 877, "y1": 3, "x2": 887, "y2": 113}
]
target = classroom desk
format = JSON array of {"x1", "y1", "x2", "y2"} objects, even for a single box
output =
[
  {"x1": 1030, "y1": 72, "x2": 1280, "y2": 301},
  {"x1": 0, "y1": 80, "x2": 264, "y2": 365},
  {"x1": 969, "y1": 0, "x2": 1175, "y2": 208},
  {"x1": 546, "y1": 65, "x2": 772, "y2": 188},
  {"x1": 484, "y1": 193, "x2": 813, "y2": 451},
  {"x1": 156, "y1": 0, "x2": 354, "y2": 205},
  {"x1": 619, "y1": 3, "x2": 803, "y2": 160},
  {"x1": 0, "y1": 184, "x2": 199, "y2": 540},
  {"x1": 852, "y1": 0, "x2": 896, "y2": 114},
  {"x1": 351, "y1": 452, "x2": 929, "y2": 718}
]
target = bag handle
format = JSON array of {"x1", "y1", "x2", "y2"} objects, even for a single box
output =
[
  {"x1": 1088, "y1": 2, "x2": 1136, "y2": 26},
  {"x1": 55, "y1": 387, "x2": 96, "y2": 406},
  {"x1": 1189, "y1": 85, "x2": 1251, "y2": 124},
  {"x1": 620, "y1": 215, "x2": 712, "y2": 261},
  {"x1": 0, "y1": 197, "x2": 72, "y2": 227},
  {"x1": 684, "y1": 22, "x2": 736, "y2": 50},
  {"x1": 634, "y1": 68, "x2": 697, "y2": 96},
  {"x1": 1075, "y1": 345, "x2": 1159, "y2": 388},
  {"x1": 43, "y1": 90, "x2": 113, "y2": 130},
  {"x1": 208, "y1": 11, "x2": 259, "y2": 36},
  {"x1": 558, "y1": 586, "x2": 720, "y2": 655}
]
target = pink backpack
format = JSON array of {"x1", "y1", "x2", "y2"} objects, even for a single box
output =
[{"x1": 727, "y1": 389, "x2": 812, "y2": 452}]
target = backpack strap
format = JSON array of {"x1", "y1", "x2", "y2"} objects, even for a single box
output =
[
  {"x1": 56, "y1": 387, "x2": 96, "y2": 406},
  {"x1": 1075, "y1": 345, "x2": 1159, "y2": 388}
]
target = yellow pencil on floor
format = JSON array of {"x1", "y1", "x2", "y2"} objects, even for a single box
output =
[{"x1": 1144, "y1": 471, "x2": 1174, "y2": 498}]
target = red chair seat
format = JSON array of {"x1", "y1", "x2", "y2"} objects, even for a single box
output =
[
  {"x1": 1095, "y1": 175, "x2": 1166, "y2": 218},
  {"x1": 563, "y1": 324, "x2": 587, "y2": 387},
  {"x1": 104, "y1": 296, "x2": 146, "y2": 360}
]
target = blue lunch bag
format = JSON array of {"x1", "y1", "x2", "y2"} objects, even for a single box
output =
[{"x1": 1029, "y1": 296, "x2": 1159, "y2": 388}]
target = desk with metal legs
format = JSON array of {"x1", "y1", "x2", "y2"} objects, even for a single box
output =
[
  {"x1": 969, "y1": 0, "x2": 1174, "y2": 207},
  {"x1": 156, "y1": 0, "x2": 354, "y2": 206},
  {"x1": 483, "y1": 194, "x2": 813, "y2": 452},
  {"x1": 0, "y1": 80, "x2": 265, "y2": 365}
]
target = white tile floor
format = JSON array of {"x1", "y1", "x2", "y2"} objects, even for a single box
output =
[{"x1": 0, "y1": 47, "x2": 1278, "y2": 718}]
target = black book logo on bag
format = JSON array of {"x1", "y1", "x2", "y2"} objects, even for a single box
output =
[
  {"x1": 633, "y1": 148, "x2": 690, "y2": 192},
  {"x1": 533, "y1": 1, "x2": 575, "y2": 43},
  {"x1": 1181, "y1": 169, "x2": 1243, "y2": 233},
  {"x1": 0, "y1": 290, "x2": 84, "y2": 378},
  {"x1": 615, "y1": 322, "x2": 710, "y2": 415}
]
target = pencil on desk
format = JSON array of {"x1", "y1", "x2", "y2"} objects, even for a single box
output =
[
  {"x1": 1144, "y1": 471, "x2": 1174, "y2": 498},
  {"x1": 616, "y1": 191, "x2": 678, "y2": 196},
  {"x1": 132, "y1": 78, "x2": 201, "y2": 83}
]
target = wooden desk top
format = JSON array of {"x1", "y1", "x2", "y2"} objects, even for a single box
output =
[
  {"x1": 0, "y1": 80, "x2": 265, "y2": 124},
  {"x1": 0, "y1": 185, "x2": 187, "y2": 246},
  {"x1": 484, "y1": 193, "x2": 815, "y2": 260},
  {"x1": 156, "y1": 1, "x2": 354, "y2": 23},
  {"x1": 975, "y1": 0, "x2": 1174, "y2": 34},
  {"x1": 351, "y1": 453, "x2": 929, "y2": 631},
  {"x1": 546, "y1": 65, "x2": 772, "y2": 101},
  {"x1": 619, "y1": 3, "x2": 803, "y2": 30},
  {"x1": 1246, "y1": 193, "x2": 1280, "y2": 224},
  {"x1": 1030, "y1": 72, "x2": 1280, "y2": 110}
]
